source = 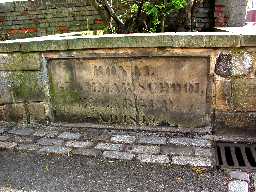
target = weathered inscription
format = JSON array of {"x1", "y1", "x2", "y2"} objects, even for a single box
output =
[{"x1": 49, "y1": 56, "x2": 210, "y2": 127}]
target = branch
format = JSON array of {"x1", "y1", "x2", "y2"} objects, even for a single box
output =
[{"x1": 97, "y1": 0, "x2": 126, "y2": 31}]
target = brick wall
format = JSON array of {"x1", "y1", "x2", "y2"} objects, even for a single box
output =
[
  {"x1": 215, "y1": 0, "x2": 247, "y2": 27},
  {"x1": 0, "y1": 0, "x2": 104, "y2": 40}
]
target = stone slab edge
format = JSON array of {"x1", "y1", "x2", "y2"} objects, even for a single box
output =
[{"x1": 0, "y1": 33, "x2": 250, "y2": 53}]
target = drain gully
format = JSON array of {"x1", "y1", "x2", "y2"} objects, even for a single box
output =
[{"x1": 216, "y1": 142, "x2": 256, "y2": 170}]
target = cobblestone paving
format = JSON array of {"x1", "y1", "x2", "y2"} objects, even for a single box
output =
[
  {"x1": 0, "y1": 122, "x2": 215, "y2": 167},
  {"x1": 1, "y1": 122, "x2": 256, "y2": 191}
]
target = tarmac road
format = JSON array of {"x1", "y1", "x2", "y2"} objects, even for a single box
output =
[{"x1": 0, "y1": 150, "x2": 229, "y2": 192}]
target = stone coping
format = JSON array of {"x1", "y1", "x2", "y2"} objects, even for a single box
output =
[{"x1": 0, "y1": 32, "x2": 255, "y2": 53}]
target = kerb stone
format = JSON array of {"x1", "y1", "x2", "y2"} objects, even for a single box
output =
[
  {"x1": 168, "y1": 137, "x2": 212, "y2": 147},
  {"x1": 172, "y1": 156, "x2": 213, "y2": 167},
  {"x1": 58, "y1": 132, "x2": 81, "y2": 140},
  {"x1": 65, "y1": 141, "x2": 93, "y2": 148},
  {"x1": 37, "y1": 138, "x2": 64, "y2": 146},
  {"x1": 39, "y1": 146, "x2": 72, "y2": 155},
  {"x1": 0, "y1": 141, "x2": 17, "y2": 149},
  {"x1": 129, "y1": 145, "x2": 160, "y2": 154},
  {"x1": 138, "y1": 136, "x2": 167, "y2": 145},
  {"x1": 137, "y1": 154, "x2": 170, "y2": 164},
  {"x1": 111, "y1": 135, "x2": 136, "y2": 144},
  {"x1": 103, "y1": 151, "x2": 135, "y2": 160},
  {"x1": 8, "y1": 128, "x2": 34, "y2": 136},
  {"x1": 228, "y1": 181, "x2": 248, "y2": 192},
  {"x1": 95, "y1": 143, "x2": 124, "y2": 151}
]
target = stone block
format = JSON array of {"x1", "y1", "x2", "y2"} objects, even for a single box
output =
[
  {"x1": 228, "y1": 171, "x2": 250, "y2": 182},
  {"x1": 194, "y1": 148, "x2": 213, "y2": 157},
  {"x1": 172, "y1": 156, "x2": 213, "y2": 167},
  {"x1": 231, "y1": 78, "x2": 256, "y2": 112},
  {"x1": 39, "y1": 146, "x2": 72, "y2": 155},
  {"x1": 8, "y1": 128, "x2": 34, "y2": 136},
  {"x1": 3, "y1": 103, "x2": 26, "y2": 122},
  {"x1": 214, "y1": 111, "x2": 256, "y2": 129},
  {"x1": 0, "y1": 135, "x2": 10, "y2": 141},
  {"x1": 138, "y1": 135, "x2": 167, "y2": 145},
  {"x1": 161, "y1": 145, "x2": 194, "y2": 156},
  {"x1": 0, "y1": 71, "x2": 45, "y2": 105},
  {"x1": 37, "y1": 138, "x2": 64, "y2": 146},
  {"x1": 49, "y1": 52, "x2": 210, "y2": 127},
  {"x1": 65, "y1": 141, "x2": 93, "y2": 148},
  {"x1": 103, "y1": 151, "x2": 135, "y2": 160},
  {"x1": 0, "y1": 53, "x2": 41, "y2": 71},
  {"x1": 58, "y1": 132, "x2": 81, "y2": 140},
  {"x1": 0, "y1": 128, "x2": 7, "y2": 134},
  {"x1": 95, "y1": 143, "x2": 124, "y2": 151},
  {"x1": 28, "y1": 102, "x2": 47, "y2": 122},
  {"x1": 168, "y1": 137, "x2": 212, "y2": 147},
  {"x1": 129, "y1": 145, "x2": 160, "y2": 154},
  {"x1": 16, "y1": 144, "x2": 40, "y2": 151},
  {"x1": 215, "y1": 78, "x2": 231, "y2": 111},
  {"x1": 33, "y1": 130, "x2": 48, "y2": 137},
  {"x1": 0, "y1": 141, "x2": 17, "y2": 149},
  {"x1": 72, "y1": 148, "x2": 100, "y2": 157},
  {"x1": 111, "y1": 135, "x2": 136, "y2": 144},
  {"x1": 137, "y1": 154, "x2": 170, "y2": 164},
  {"x1": 228, "y1": 181, "x2": 248, "y2": 192},
  {"x1": 12, "y1": 136, "x2": 34, "y2": 144}
]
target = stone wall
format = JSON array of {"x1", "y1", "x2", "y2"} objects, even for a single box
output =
[
  {"x1": 0, "y1": 33, "x2": 255, "y2": 131},
  {"x1": 0, "y1": 0, "x2": 104, "y2": 40}
]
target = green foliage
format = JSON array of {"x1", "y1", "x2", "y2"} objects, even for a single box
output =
[
  {"x1": 109, "y1": 0, "x2": 187, "y2": 33},
  {"x1": 142, "y1": 0, "x2": 187, "y2": 32}
]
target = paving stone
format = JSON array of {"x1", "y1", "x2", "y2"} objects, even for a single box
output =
[
  {"x1": 72, "y1": 148, "x2": 101, "y2": 157},
  {"x1": 111, "y1": 135, "x2": 136, "y2": 144},
  {"x1": 228, "y1": 180, "x2": 248, "y2": 192},
  {"x1": 0, "y1": 128, "x2": 7, "y2": 134},
  {"x1": 33, "y1": 130, "x2": 48, "y2": 137},
  {"x1": 12, "y1": 136, "x2": 34, "y2": 144},
  {"x1": 228, "y1": 171, "x2": 250, "y2": 182},
  {"x1": 58, "y1": 132, "x2": 81, "y2": 140},
  {"x1": 195, "y1": 148, "x2": 213, "y2": 157},
  {"x1": 95, "y1": 143, "x2": 124, "y2": 151},
  {"x1": 39, "y1": 146, "x2": 72, "y2": 155},
  {"x1": 8, "y1": 128, "x2": 34, "y2": 136},
  {"x1": 129, "y1": 145, "x2": 160, "y2": 154},
  {"x1": 161, "y1": 145, "x2": 194, "y2": 156},
  {"x1": 103, "y1": 151, "x2": 135, "y2": 160},
  {"x1": 37, "y1": 138, "x2": 64, "y2": 146},
  {"x1": 45, "y1": 131, "x2": 59, "y2": 138},
  {"x1": 168, "y1": 137, "x2": 212, "y2": 147},
  {"x1": 172, "y1": 156, "x2": 213, "y2": 167},
  {"x1": 137, "y1": 154, "x2": 170, "y2": 164},
  {"x1": 0, "y1": 135, "x2": 10, "y2": 141},
  {"x1": 138, "y1": 136, "x2": 167, "y2": 145},
  {"x1": 0, "y1": 141, "x2": 17, "y2": 149},
  {"x1": 65, "y1": 141, "x2": 93, "y2": 148},
  {"x1": 16, "y1": 144, "x2": 40, "y2": 151},
  {"x1": 91, "y1": 133, "x2": 111, "y2": 142}
]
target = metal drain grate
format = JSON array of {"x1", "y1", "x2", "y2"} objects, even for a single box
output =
[{"x1": 216, "y1": 142, "x2": 256, "y2": 170}]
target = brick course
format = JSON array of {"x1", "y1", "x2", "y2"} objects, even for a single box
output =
[{"x1": 0, "y1": 0, "x2": 104, "y2": 40}]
